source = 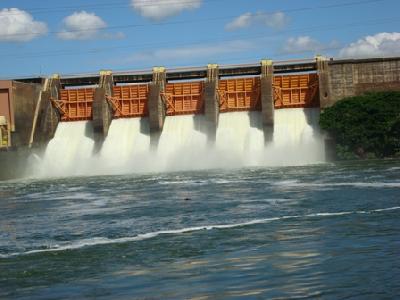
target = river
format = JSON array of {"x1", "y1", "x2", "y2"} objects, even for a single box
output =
[{"x1": 1, "y1": 160, "x2": 399, "y2": 299}]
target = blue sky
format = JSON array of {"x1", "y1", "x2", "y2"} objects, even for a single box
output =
[{"x1": 0, "y1": 0, "x2": 399, "y2": 78}]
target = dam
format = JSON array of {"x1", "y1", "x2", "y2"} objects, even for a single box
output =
[{"x1": 1, "y1": 56, "x2": 400, "y2": 179}]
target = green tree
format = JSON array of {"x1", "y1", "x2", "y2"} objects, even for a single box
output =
[{"x1": 320, "y1": 91, "x2": 400, "y2": 159}]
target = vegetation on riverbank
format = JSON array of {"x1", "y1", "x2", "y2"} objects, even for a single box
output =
[{"x1": 320, "y1": 91, "x2": 400, "y2": 160}]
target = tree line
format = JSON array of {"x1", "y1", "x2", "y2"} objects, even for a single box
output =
[{"x1": 320, "y1": 91, "x2": 400, "y2": 160}]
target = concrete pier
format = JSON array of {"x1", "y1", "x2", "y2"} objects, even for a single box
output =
[
  {"x1": 316, "y1": 56, "x2": 331, "y2": 109},
  {"x1": 204, "y1": 64, "x2": 220, "y2": 142},
  {"x1": 260, "y1": 60, "x2": 274, "y2": 142},
  {"x1": 92, "y1": 71, "x2": 114, "y2": 145},
  {"x1": 148, "y1": 67, "x2": 166, "y2": 146}
]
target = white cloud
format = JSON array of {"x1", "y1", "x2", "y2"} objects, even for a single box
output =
[
  {"x1": 58, "y1": 11, "x2": 111, "y2": 40},
  {"x1": 131, "y1": 0, "x2": 202, "y2": 21},
  {"x1": 282, "y1": 36, "x2": 324, "y2": 54},
  {"x1": 281, "y1": 36, "x2": 340, "y2": 55},
  {"x1": 264, "y1": 12, "x2": 288, "y2": 29},
  {"x1": 119, "y1": 40, "x2": 255, "y2": 64},
  {"x1": 0, "y1": 8, "x2": 48, "y2": 42},
  {"x1": 225, "y1": 13, "x2": 252, "y2": 31},
  {"x1": 225, "y1": 11, "x2": 289, "y2": 31},
  {"x1": 339, "y1": 32, "x2": 400, "y2": 58}
]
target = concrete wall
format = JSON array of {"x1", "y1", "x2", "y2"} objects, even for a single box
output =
[
  {"x1": 325, "y1": 57, "x2": 400, "y2": 107},
  {"x1": 11, "y1": 81, "x2": 42, "y2": 148}
]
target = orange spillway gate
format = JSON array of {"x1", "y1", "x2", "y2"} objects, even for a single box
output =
[
  {"x1": 110, "y1": 85, "x2": 149, "y2": 118},
  {"x1": 55, "y1": 88, "x2": 95, "y2": 121},
  {"x1": 218, "y1": 78, "x2": 261, "y2": 112},
  {"x1": 163, "y1": 81, "x2": 204, "y2": 116},
  {"x1": 54, "y1": 73, "x2": 320, "y2": 122},
  {"x1": 273, "y1": 73, "x2": 319, "y2": 109}
]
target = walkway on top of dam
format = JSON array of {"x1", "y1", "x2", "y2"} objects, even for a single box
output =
[{"x1": 16, "y1": 58, "x2": 318, "y2": 86}]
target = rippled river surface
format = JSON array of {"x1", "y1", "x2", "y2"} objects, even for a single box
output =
[{"x1": 1, "y1": 160, "x2": 400, "y2": 299}]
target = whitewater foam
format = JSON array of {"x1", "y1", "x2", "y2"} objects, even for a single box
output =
[
  {"x1": 31, "y1": 109, "x2": 326, "y2": 178},
  {"x1": 98, "y1": 118, "x2": 151, "y2": 174},
  {"x1": 2, "y1": 206, "x2": 399, "y2": 259},
  {"x1": 273, "y1": 181, "x2": 400, "y2": 188},
  {"x1": 34, "y1": 121, "x2": 95, "y2": 177}
]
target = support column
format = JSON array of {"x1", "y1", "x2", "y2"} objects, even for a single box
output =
[
  {"x1": 260, "y1": 59, "x2": 274, "y2": 142},
  {"x1": 148, "y1": 67, "x2": 166, "y2": 146},
  {"x1": 204, "y1": 64, "x2": 219, "y2": 142},
  {"x1": 92, "y1": 70, "x2": 114, "y2": 145},
  {"x1": 316, "y1": 56, "x2": 332, "y2": 109},
  {"x1": 34, "y1": 74, "x2": 60, "y2": 146}
]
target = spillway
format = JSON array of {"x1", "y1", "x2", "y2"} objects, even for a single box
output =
[
  {"x1": 35, "y1": 121, "x2": 95, "y2": 177},
  {"x1": 215, "y1": 112, "x2": 265, "y2": 168},
  {"x1": 98, "y1": 118, "x2": 151, "y2": 174},
  {"x1": 262, "y1": 108, "x2": 325, "y2": 166},
  {"x1": 156, "y1": 115, "x2": 209, "y2": 172},
  {"x1": 32, "y1": 108, "x2": 324, "y2": 178}
]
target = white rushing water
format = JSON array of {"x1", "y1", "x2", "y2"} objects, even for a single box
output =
[
  {"x1": 262, "y1": 108, "x2": 325, "y2": 166},
  {"x1": 156, "y1": 115, "x2": 209, "y2": 171},
  {"x1": 32, "y1": 108, "x2": 325, "y2": 177},
  {"x1": 98, "y1": 118, "x2": 151, "y2": 174},
  {"x1": 36, "y1": 121, "x2": 95, "y2": 177}
]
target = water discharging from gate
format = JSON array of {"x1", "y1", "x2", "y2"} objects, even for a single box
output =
[{"x1": 33, "y1": 108, "x2": 325, "y2": 178}]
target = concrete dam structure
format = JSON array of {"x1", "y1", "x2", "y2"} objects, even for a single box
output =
[{"x1": 1, "y1": 56, "x2": 400, "y2": 179}]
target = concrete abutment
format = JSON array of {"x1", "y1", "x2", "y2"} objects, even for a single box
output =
[{"x1": 35, "y1": 75, "x2": 61, "y2": 147}]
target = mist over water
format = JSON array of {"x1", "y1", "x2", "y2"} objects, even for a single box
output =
[{"x1": 32, "y1": 108, "x2": 324, "y2": 178}]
